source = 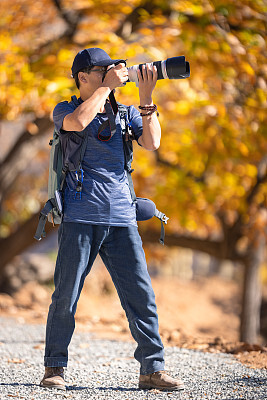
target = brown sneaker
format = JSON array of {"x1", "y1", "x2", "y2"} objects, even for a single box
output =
[
  {"x1": 40, "y1": 367, "x2": 66, "y2": 390},
  {"x1": 139, "y1": 370, "x2": 185, "y2": 391}
]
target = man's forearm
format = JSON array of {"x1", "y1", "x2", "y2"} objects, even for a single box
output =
[
  {"x1": 139, "y1": 113, "x2": 161, "y2": 151},
  {"x1": 63, "y1": 86, "x2": 111, "y2": 132},
  {"x1": 138, "y1": 95, "x2": 161, "y2": 150}
]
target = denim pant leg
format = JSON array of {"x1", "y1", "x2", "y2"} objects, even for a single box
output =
[
  {"x1": 99, "y1": 226, "x2": 165, "y2": 375},
  {"x1": 44, "y1": 222, "x2": 104, "y2": 367}
]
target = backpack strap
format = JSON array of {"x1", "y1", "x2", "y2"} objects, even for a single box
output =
[
  {"x1": 154, "y1": 209, "x2": 169, "y2": 245},
  {"x1": 118, "y1": 104, "x2": 135, "y2": 141},
  {"x1": 70, "y1": 96, "x2": 89, "y2": 199},
  {"x1": 71, "y1": 95, "x2": 81, "y2": 107},
  {"x1": 60, "y1": 164, "x2": 69, "y2": 191},
  {"x1": 118, "y1": 104, "x2": 137, "y2": 203},
  {"x1": 35, "y1": 97, "x2": 88, "y2": 240},
  {"x1": 34, "y1": 199, "x2": 56, "y2": 241},
  {"x1": 125, "y1": 161, "x2": 136, "y2": 203}
]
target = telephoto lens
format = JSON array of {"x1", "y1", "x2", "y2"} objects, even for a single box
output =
[{"x1": 127, "y1": 56, "x2": 190, "y2": 87}]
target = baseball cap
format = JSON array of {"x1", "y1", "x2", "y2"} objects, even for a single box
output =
[{"x1": 71, "y1": 48, "x2": 126, "y2": 77}]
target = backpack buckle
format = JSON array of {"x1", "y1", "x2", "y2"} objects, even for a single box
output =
[
  {"x1": 74, "y1": 188, "x2": 82, "y2": 200},
  {"x1": 162, "y1": 214, "x2": 169, "y2": 224},
  {"x1": 154, "y1": 210, "x2": 169, "y2": 224},
  {"x1": 74, "y1": 168, "x2": 84, "y2": 200}
]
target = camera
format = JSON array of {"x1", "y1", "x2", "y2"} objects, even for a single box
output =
[{"x1": 127, "y1": 56, "x2": 190, "y2": 87}]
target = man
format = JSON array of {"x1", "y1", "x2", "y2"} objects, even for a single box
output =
[{"x1": 40, "y1": 48, "x2": 184, "y2": 391}]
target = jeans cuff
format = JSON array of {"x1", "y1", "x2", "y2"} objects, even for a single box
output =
[{"x1": 44, "y1": 357, "x2": 67, "y2": 367}]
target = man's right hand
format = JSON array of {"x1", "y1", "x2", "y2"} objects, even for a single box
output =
[{"x1": 103, "y1": 63, "x2": 128, "y2": 90}]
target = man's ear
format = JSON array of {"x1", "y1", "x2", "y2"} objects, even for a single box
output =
[{"x1": 78, "y1": 72, "x2": 88, "y2": 84}]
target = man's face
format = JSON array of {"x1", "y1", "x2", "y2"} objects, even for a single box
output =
[
  {"x1": 88, "y1": 66, "x2": 109, "y2": 86},
  {"x1": 90, "y1": 66, "x2": 109, "y2": 80},
  {"x1": 78, "y1": 65, "x2": 109, "y2": 90}
]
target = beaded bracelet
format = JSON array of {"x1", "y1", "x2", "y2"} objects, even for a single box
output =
[{"x1": 138, "y1": 104, "x2": 159, "y2": 117}]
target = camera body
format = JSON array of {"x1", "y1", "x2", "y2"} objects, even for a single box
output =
[{"x1": 127, "y1": 56, "x2": 190, "y2": 87}]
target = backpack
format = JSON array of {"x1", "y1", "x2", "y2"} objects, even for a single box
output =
[{"x1": 34, "y1": 96, "x2": 168, "y2": 243}]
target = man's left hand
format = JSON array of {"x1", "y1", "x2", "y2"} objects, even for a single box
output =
[{"x1": 138, "y1": 64, "x2": 157, "y2": 105}]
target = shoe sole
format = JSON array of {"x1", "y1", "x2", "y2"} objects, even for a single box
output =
[
  {"x1": 40, "y1": 383, "x2": 66, "y2": 390},
  {"x1": 139, "y1": 383, "x2": 185, "y2": 391}
]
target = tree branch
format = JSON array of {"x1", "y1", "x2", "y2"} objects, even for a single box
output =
[
  {"x1": 29, "y1": 0, "x2": 82, "y2": 58},
  {"x1": 115, "y1": 0, "x2": 172, "y2": 38},
  {"x1": 115, "y1": 2, "x2": 266, "y2": 39},
  {"x1": 246, "y1": 156, "x2": 267, "y2": 206},
  {"x1": 139, "y1": 227, "x2": 244, "y2": 262},
  {"x1": 52, "y1": 0, "x2": 81, "y2": 40},
  {"x1": 155, "y1": 150, "x2": 206, "y2": 183}
]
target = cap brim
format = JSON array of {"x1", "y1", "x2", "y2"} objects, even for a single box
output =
[{"x1": 96, "y1": 59, "x2": 126, "y2": 67}]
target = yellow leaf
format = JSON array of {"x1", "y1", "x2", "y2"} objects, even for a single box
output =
[
  {"x1": 246, "y1": 98, "x2": 258, "y2": 107},
  {"x1": 239, "y1": 143, "x2": 249, "y2": 156},
  {"x1": 186, "y1": 219, "x2": 198, "y2": 231},
  {"x1": 175, "y1": 101, "x2": 191, "y2": 115},
  {"x1": 121, "y1": 5, "x2": 132, "y2": 14},
  {"x1": 206, "y1": 126, "x2": 217, "y2": 137},
  {"x1": 256, "y1": 88, "x2": 266, "y2": 105},
  {"x1": 180, "y1": 132, "x2": 192, "y2": 145},
  {"x1": 209, "y1": 41, "x2": 219, "y2": 50},
  {"x1": 44, "y1": 55, "x2": 57, "y2": 65},
  {"x1": 246, "y1": 164, "x2": 257, "y2": 178},
  {"x1": 58, "y1": 49, "x2": 73, "y2": 63},
  {"x1": 217, "y1": 104, "x2": 226, "y2": 117},
  {"x1": 224, "y1": 173, "x2": 236, "y2": 187},
  {"x1": 241, "y1": 62, "x2": 254, "y2": 76},
  {"x1": 0, "y1": 34, "x2": 12, "y2": 51},
  {"x1": 46, "y1": 78, "x2": 72, "y2": 93},
  {"x1": 236, "y1": 186, "x2": 245, "y2": 196},
  {"x1": 191, "y1": 5, "x2": 205, "y2": 16}
]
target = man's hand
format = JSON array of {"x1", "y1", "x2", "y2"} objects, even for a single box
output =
[
  {"x1": 103, "y1": 63, "x2": 128, "y2": 91},
  {"x1": 138, "y1": 64, "x2": 158, "y2": 106},
  {"x1": 137, "y1": 63, "x2": 160, "y2": 151}
]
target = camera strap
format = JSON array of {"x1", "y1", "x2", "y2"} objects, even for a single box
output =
[{"x1": 98, "y1": 91, "x2": 118, "y2": 141}]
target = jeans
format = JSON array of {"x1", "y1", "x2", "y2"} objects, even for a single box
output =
[{"x1": 44, "y1": 222, "x2": 165, "y2": 375}]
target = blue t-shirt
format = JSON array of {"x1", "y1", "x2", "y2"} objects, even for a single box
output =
[{"x1": 53, "y1": 97, "x2": 143, "y2": 227}]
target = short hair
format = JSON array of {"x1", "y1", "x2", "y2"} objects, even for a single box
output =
[{"x1": 73, "y1": 66, "x2": 94, "y2": 89}]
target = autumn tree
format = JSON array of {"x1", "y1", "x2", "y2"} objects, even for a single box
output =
[{"x1": 0, "y1": 0, "x2": 266, "y2": 343}]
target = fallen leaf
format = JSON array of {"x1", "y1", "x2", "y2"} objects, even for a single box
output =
[
  {"x1": 79, "y1": 343, "x2": 90, "y2": 349},
  {"x1": 8, "y1": 358, "x2": 25, "y2": 364},
  {"x1": 33, "y1": 344, "x2": 44, "y2": 350}
]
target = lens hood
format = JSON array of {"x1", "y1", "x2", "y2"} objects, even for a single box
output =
[{"x1": 165, "y1": 56, "x2": 190, "y2": 79}]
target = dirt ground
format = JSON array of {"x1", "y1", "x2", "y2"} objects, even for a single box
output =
[{"x1": 0, "y1": 272, "x2": 266, "y2": 370}]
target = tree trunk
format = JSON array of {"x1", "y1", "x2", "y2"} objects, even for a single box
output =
[
  {"x1": 240, "y1": 234, "x2": 265, "y2": 343},
  {"x1": 0, "y1": 211, "x2": 54, "y2": 287},
  {"x1": 0, "y1": 117, "x2": 53, "y2": 207}
]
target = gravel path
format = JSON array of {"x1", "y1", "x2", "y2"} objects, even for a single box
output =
[{"x1": 0, "y1": 317, "x2": 266, "y2": 400}]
